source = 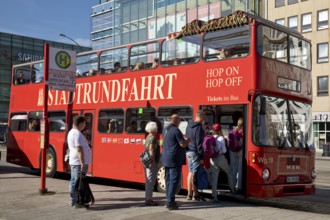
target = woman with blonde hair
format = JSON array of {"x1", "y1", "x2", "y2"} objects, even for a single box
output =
[
  {"x1": 143, "y1": 121, "x2": 160, "y2": 206},
  {"x1": 209, "y1": 124, "x2": 234, "y2": 202},
  {"x1": 133, "y1": 61, "x2": 145, "y2": 71},
  {"x1": 229, "y1": 117, "x2": 244, "y2": 193}
]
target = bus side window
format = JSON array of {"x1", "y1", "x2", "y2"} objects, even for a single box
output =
[
  {"x1": 10, "y1": 113, "x2": 28, "y2": 131},
  {"x1": 98, "y1": 109, "x2": 124, "y2": 134},
  {"x1": 158, "y1": 106, "x2": 193, "y2": 135},
  {"x1": 125, "y1": 107, "x2": 157, "y2": 134},
  {"x1": 100, "y1": 48, "x2": 128, "y2": 75},
  {"x1": 32, "y1": 62, "x2": 44, "y2": 83},
  {"x1": 28, "y1": 111, "x2": 43, "y2": 132},
  {"x1": 77, "y1": 52, "x2": 98, "y2": 77},
  {"x1": 49, "y1": 111, "x2": 66, "y2": 132},
  {"x1": 130, "y1": 42, "x2": 159, "y2": 71},
  {"x1": 14, "y1": 67, "x2": 30, "y2": 85}
]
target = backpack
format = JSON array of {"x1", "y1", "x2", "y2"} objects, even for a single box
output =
[
  {"x1": 74, "y1": 173, "x2": 95, "y2": 207},
  {"x1": 228, "y1": 129, "x2": 242, "y2": 152},
  {"x1": 194, "y1": 166, "x2": 209, "y2": 190},
  {"x1": 203, "y1": 135, "x2": 219, "y2": 158}
]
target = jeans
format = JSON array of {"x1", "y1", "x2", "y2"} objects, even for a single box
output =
[
  {"x1": 211, "y1": 154, "x2": 235, "y2": 199},
  {"x1": 165, "y1": 166, "x2": 182, "y2": 206},
  {"x1": 230, "y1": 150, "x2": 242, "y2": 191},
  {"x1": 144, "y1": 162, "x2": 158, "y2": 201},
  {"x1": 69, "y1": 165, "x2": 89, "y2": 206},
  {"x1": 186, "y1": 151, "x2": 200, "y2": 173}
]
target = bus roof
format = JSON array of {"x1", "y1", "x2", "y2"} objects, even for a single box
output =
[{"x1": 173, "y1": 10, "x2": 309, "y2": 43}]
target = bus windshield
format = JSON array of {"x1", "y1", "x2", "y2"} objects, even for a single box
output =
[{"x1": 252, "y1": 95, "x2": 313, "y2": 149}]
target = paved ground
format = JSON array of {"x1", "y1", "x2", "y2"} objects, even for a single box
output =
[{"x1": 0, "y1": 145, "x2": 329, "y2": 220}]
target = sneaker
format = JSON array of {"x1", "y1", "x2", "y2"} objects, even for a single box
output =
[
  {"x1": 166, "y1": 204, "x2": 179, "y2": 210},
  {"x1": 187, "y1": 194, "x2": 193, "y2": 200},
  {"x1": 72, "y1": 204, "x2": 82, "y2": 209},
  {"x1": 194, "y1": 195, "x2": 206, "y2": 201},
  {"x1": 145, "y1": 200, "x2": 159, "y2": 206},
  {"x1": 212, "y1": 199, "x2": 220, "y2": 203}
]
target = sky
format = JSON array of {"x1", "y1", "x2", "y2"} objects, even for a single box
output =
[{"x1": 0, "y1": 0, "x2": 99, "y2": 47}]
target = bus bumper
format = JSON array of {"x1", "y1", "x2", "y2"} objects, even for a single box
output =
[{"x1": 247, "y1": 183, "x2": 316, "y2": 197}]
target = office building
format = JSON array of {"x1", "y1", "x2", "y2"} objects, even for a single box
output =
[{"x1": 91, "y1": 0, "x2": 263, "y2": 50}]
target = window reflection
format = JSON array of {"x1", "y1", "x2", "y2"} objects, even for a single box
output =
[
  {"x1": 76, "y1": 53, "x2": 98, "y2": 77},
  {"x1": 161, "y1": 35, "x2": 200, "y2": 66},
  {"x1": 203, "y1": 25, "x2": 250, "y2": 61},
  {"x1": 252, "y1": 95, "x2": 313, "y2": 149}
]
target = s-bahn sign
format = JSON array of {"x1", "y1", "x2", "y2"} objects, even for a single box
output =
[{"x1": 49, "y1": 47, "x2": 76, "y2": 92}]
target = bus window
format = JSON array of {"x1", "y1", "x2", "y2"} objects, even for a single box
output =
[
  {"x1": 158, "y1": 106, "x2": 193, "y2": 135},
  {"x1": 203, "y1": 25, "x2": 250, "y2": 61},
  {"x1": 84, "y1": 113, "x2": 93, "y2": 145},
  {"x1": 203, "y1": 109, "x2": 216, "y2": 134},
  {"x1": 48, "y1": 111, "x2": 66, "y2": 132},
  {"x1": 100, "y1": 47, "x2": 128, "y2": 74},
  {"x1": 258, "y1": 25, "x2": 288, "y2": 63},
  {"x1": 10, "y1": 113, "x2": 27, "y2": 131},
  {"x1": 161, "y1": 35, "x2": 200, "y2": 66},
  {"x1": 288, "y1": 100, "x2": 313, "y2": 149},
  {"x1": 98, "y1": 109, "x2": 124, "y2": 133},
  {"x1": 76, "y1": 52, "x2": 98, "y2": 77},
  {"x1": 14, "y1": 66, "x2": 30, "y2": 85},
  {"x1": 125, "y1": 107, "x2": 157, "y2": 134},
  {"x1": 252, "y1": 95, "x2": 292, "y2": 148},
  {"x1": 289, "y1": 36, "x2": 311, "y2": 70},
  {"x1": 130, "y1": 42, "x2": 159, "y2": 70},
  {"x1": 32, "y1": 62, "x2": 44, "y2": 83},
  {"x1": 28, "y1": 111, "x2": 43, "y2": 131}
]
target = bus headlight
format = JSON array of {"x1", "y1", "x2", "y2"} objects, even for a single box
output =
[
  {"x1": 262, "y1": 168, "x2": 270, "y2": 181},
  {"x1": 311, "y1": 168, "x2": 317, "y2": 180}
]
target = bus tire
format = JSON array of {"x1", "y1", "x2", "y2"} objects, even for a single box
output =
[
  {"x1": 156, "y1": 165, "x2": 181, "y2": 194},
  {"x1": 39, "y1": 147, "x2": 57, "y2": 178}
]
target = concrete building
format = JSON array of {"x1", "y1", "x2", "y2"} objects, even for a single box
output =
[
  {"x1": 91, "y1": 0, "x2": 263, "y2": 50},
  {"x1": 0, "y1": 32, "x2": 90, "y2": 123},
  {"x1": 267, "y1": 0, "x2": 330, "y2": 149}
]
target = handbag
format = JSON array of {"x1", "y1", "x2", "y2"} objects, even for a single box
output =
[{"x1": 140, "y1": 149, "x2": 153, "y2": 168}]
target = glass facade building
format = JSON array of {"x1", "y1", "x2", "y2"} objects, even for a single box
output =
[
  {"x1": 91, "y1": 0, "x2": 262, "y2": 50},
  {"x1": 0, "y1": 32, "x2": 90, "y2": 123}
]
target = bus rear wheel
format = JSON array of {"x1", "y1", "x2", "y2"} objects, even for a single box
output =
[
  {"x1": 40, "y1": 148, "x2": 57, "y2": 178},
  {"x1": 156, "y1": 165, "x2": 181, "y2": 194}
]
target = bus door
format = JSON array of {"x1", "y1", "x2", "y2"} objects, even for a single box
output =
[
  {"x1": 71, "y1": 110, "x2": 95, "y2": 176},
  {"x1": 200, "y1": 105, "x2": 247, "y2": 194}
]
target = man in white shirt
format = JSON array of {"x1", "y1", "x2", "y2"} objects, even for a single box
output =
[{"x1": 67, "y1": 115, "x2": 91, "y2": 207}]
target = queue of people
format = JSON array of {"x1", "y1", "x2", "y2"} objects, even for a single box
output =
[{"x1": 67, "y1": 113, "x2": 243, "y2": 210}]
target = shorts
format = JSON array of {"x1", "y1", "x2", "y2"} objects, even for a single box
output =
[{"x1": 186, "y1": 151, "x2": 200, "y2": 173}]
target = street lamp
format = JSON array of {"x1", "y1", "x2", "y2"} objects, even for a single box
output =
[{"x1": 59, "y1": 33, "x2": 80, "y2": 47}]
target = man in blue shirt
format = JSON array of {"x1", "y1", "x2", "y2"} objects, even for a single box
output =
[
  {"x1": 185, "y1": 110, "x2": 206, "y2": 201},
  {"x1": 162, "y1": 114, "x2": 191, "y2": 210}
]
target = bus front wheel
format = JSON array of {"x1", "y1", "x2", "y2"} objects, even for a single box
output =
[{"x1": 156, "y1": 165, "x2": 181, "y2": 194}]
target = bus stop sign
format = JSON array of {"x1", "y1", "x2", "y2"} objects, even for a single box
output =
[{"x1": 48, "y1": 47, "x2": 76, "y2": 92}]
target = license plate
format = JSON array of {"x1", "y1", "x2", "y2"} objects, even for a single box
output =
[{"x1": 286, "y1": 176, "x2": 299, "y2": 183}]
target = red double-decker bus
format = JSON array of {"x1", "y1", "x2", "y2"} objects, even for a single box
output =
[{"x1": 7, "y1": 11, "x2": 315, "y2": 197}]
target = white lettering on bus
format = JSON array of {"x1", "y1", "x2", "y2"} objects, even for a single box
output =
[
  {"x1": 287, "y1": 165, "x2": 300, "y2": 170},
  {"x1": 257, "y1": 156, "x2": 274, "y2": 164},
  {"x1": 206, "y1": 66, "x2": 241, "y2": 88},
  {"x1": 46, "y1": 73, "x2": 177, "y2": 106}
]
